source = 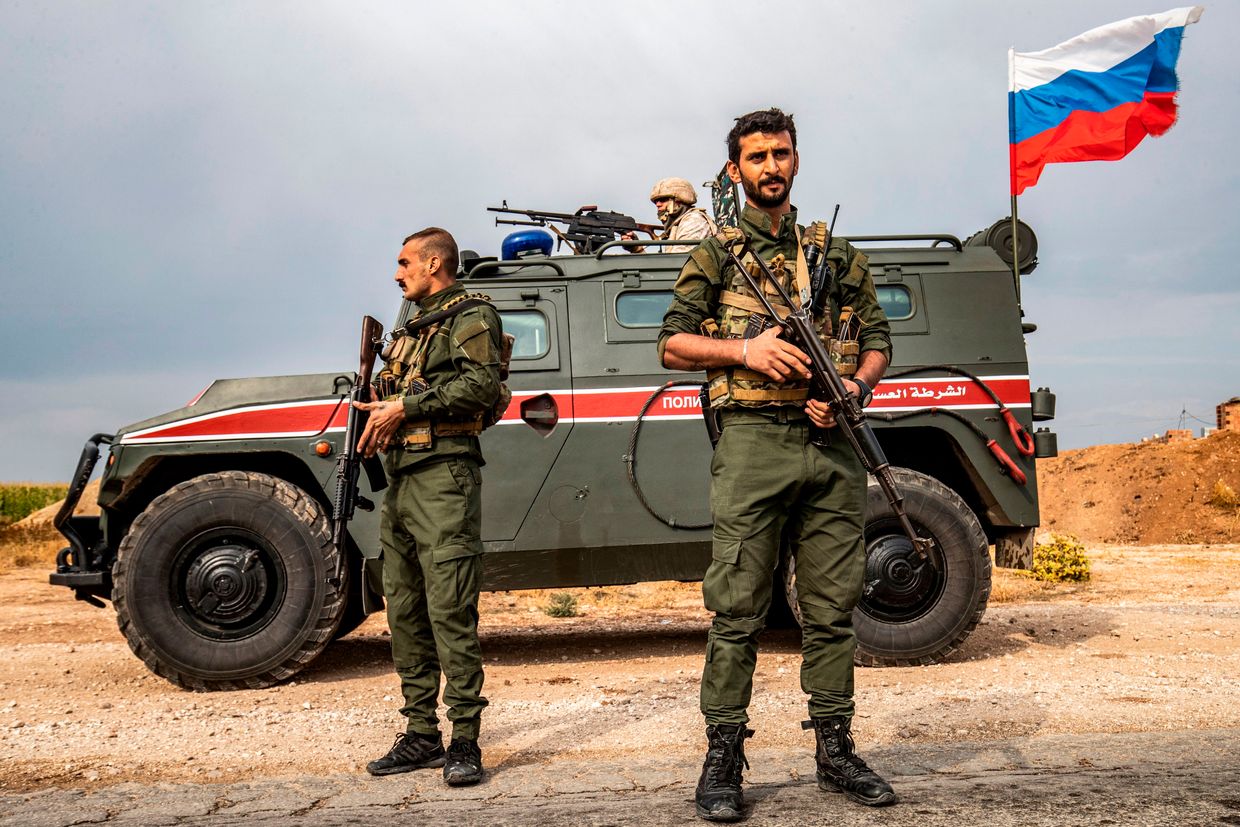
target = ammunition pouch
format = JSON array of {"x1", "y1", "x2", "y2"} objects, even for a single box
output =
[
  {"x1": 705, "y1": 224, "x2": 861, "y2": 407},
  {"x1": 379, "y1": 293, "x2": 515, "y2": 447},
  {"x1": 397, "y1": 413, "x2": 489, "y2": 450}
]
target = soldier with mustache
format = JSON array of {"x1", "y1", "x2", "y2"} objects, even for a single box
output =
[{"x1": 659, "y1": 108, "x2": 896, "y2": 821}]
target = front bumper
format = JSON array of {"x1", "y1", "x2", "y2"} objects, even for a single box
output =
[{"x1": 49, "y1": 433, "x2": 114, "y2": 607}]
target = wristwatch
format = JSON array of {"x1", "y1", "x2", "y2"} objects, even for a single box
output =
[{"x1": 852, "y1": 378, "x2": 873, "y2": 408}]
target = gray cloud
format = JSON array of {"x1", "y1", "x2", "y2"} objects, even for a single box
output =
[{"x1": 1, "y1": 0, "x2": 1235, "y2": 479}]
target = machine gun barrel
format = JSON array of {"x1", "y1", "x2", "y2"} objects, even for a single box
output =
[
  {"x1": 330, "y1": 314, "x2": 385, "y2": 586},
  {"x1": 489, "y1": 205, "x2": 580, "y2": 222},
  {"x1": 718, "y1": 238, "x2": 934, "y2": 562},
  {"x1": 488, "y1": 202, "x2": 660, "y2": 254}
]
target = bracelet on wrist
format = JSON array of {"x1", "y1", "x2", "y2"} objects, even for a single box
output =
[{"x1": 741, "y1": 339, "x2": 750, "y2": 369}]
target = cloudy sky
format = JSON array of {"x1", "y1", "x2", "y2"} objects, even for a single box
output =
[{"x1": 1, "y1": 1, "x2": 1234, "y2": 481}]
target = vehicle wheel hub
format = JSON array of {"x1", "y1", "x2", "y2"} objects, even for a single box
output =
[
  {"x1": 182, "y1": 539, "x2": 272, "y2": 628},
  {"x1": 863, "y1": 534, "x2": 938, "y2": 613}
]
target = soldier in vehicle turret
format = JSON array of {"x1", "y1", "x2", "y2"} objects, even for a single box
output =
[
  {"x1": 659, "y1": 108, "x2": 897, "y2": 821},
  {"x1": 623, "y1": 177, "x2": 717, "y2": 253},
  {"x1": 353, "y1": 227, "x2": 504, "y2": 788}
]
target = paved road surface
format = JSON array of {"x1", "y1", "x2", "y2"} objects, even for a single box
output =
[{"x1": 3, "y1": 730, "x2": 1236, "y2": 826}]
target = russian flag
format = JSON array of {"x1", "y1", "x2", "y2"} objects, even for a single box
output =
[{"x1": 1009, "y1": 6, "x2": 1204, "y2": 195}]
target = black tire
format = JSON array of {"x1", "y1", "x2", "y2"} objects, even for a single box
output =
[
  {"x1": 113, "y1": 471, "x2": 345, "y2": 690},
  {"x1": 782, "y1": 468, "x2": 990, "y2": 667}
]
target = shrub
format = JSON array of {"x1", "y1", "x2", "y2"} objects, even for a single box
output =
[
  {"x1": 1030, "y1": 533, "x2": 1091, "y2": 583},
  {"x1": 543, "y1": 592, "x2": 579, "y2": 618},
  {"x1": 1209, "y1": 480, "x2": 1239, "y2": 510},
  {"x1": 0, "y1": 484, "x2": 69, "y2": 526}
]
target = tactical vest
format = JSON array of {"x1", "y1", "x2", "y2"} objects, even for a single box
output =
[
  {"x1": 374, "y1": 292, "x2": 513, "y2": 450},
  {"x1": 703, "y1": 223, "x2": 859, "y2": 410}
]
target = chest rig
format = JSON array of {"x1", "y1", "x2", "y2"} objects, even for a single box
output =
[
  {"x1": 703, "y1": 222, "x2": 859, "y2": 409},
  {"x1": 374, "y1": 292, "x2": 513, "y2": 450}
]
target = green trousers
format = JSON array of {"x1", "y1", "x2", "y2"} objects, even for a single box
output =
[
  {"x1": 700, "y1": 411, "x2": 867, "y2": 724},
  {"x1": 380, "y1": 457, "x2": 487, "y2": 741}
]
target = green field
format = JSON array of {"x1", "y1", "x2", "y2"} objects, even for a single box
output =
[{"x1": 0, "y1": 483, "x2": 68, "y2": 527}]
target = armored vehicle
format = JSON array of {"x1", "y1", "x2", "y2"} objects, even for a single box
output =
[{"x1": 50, "y1": 210, "x2": 1056, "y2": 690}]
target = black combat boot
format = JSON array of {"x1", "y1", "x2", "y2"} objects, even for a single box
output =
[
  {"x1": 803, "y1": 716, "x2": 897, "y2": 806},
  {"x1": 443, "y1": 737, "x2": 484, "y2": 786},
  {"x1": 694, "y1": 724, "x2": 753, "y2": 822},
  {"x1": 366, "y1": 731, "x2": 446, "y2": 776}
]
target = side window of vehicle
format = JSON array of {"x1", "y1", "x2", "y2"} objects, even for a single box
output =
[
  {"x1": 604, "y1": 284, "x2": 677, "y2": 343},
  {"x1": 615, "y1": 290, "x2": 674, "y2": 328},
  {"x1": 498, "y1": 310, "x2": 550, "y2": 359},
  {"x1": 876, "y1": 285, "x2": 914, "y2": 320}
]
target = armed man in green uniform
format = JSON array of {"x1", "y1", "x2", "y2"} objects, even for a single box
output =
[
  {"x1": 659, "y1": 108, "x2": 897, "y2": 821},
  {"x1": 354, "y1": 227, "x2": 504, "y2": 787}
]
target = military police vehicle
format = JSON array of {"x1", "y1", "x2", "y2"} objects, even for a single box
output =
[{"x1": 50, "y1": 207, "x2": 1055, "y2": 690}]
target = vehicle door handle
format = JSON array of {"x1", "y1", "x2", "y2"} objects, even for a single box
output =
[{"x1": 520, "y1": 393, "x2": 559, "y2": 436}]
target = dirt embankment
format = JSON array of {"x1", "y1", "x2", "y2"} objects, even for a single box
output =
[
  {"x1": 13, "y1": 480, "x2": 100, "y2": 529},
  {"x1": 1037, "y1": 430, "x2": 1240, "y2": 545}
]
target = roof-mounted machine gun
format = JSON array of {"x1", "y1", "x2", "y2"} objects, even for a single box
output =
[{"x1": 488, "y1": 201, "x2": 661, "y2": 255}]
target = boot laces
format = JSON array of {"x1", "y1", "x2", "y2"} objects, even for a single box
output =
[
  {"x1": 447, "y1": 737, "x2": 479, "y2": 764},
  {"x1": 826, "y1": 726, "x2": 873, "y2": 778},
  {"x1": 706, "y1": 728, "x2": 750, "y2": 786},
  {"x1": 389, "y1": 732, "x2": 432, "y2": 761}
]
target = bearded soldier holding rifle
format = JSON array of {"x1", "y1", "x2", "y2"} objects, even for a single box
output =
[{"x1": 659, "y1": 108, "x2": 898, "y2": 821}]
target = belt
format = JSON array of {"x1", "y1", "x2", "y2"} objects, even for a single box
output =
[{"x1": 720, "y1": 407, "x2": 809, "y2": 425}]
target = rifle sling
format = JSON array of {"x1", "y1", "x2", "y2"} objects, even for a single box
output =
[{"x1": 398, "y1": 297, "x2": 490, "y2": 337}]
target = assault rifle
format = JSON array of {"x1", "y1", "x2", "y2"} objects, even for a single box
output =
[
  {"x1": 330, "y1": 314, "x2": 387, "y2": 587},
  {"x1": 488, "y1": 201, "x2": 660, "y2": 254},
  {"x1": 718, "y1": 236, "x2": 936, "y2": 566}
]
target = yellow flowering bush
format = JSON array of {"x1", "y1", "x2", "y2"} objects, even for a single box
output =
[{"x1": 1030, "y1": 533, "x2": 1091, "y2": 583}]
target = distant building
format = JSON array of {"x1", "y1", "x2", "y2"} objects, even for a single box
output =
[
  {"x1": 1145, "y1": 429, "x2": 1195, "y2": 444},
  {"x1": 1218, "y1": 397, "x2": 1240, "y2": 433}
]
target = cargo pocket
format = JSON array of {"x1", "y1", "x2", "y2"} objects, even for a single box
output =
[
  {"x1": 441, "y1": 459, "x2": 483, "y2": 551},
  {"x1": 426, "y1": 548, "x2": 482, "y2": 678},
  {"x1": 702, "y1": 537, "x2": 754, "y2": 618}
]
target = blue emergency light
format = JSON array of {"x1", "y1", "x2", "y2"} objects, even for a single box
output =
[{"x1": 502, "y1": 229, "x2": 554, "y2": 260}]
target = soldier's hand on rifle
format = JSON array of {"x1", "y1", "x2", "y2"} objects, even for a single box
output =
[
  {"x1": 353, "y1": 399, "x2": 405, "y2": 457},
  {"x1": 804, "y1": 378, "x2": 860, "y2": 429},
  {"x1": 743, "y1": 326, "x2": 811, "y2": 383}
]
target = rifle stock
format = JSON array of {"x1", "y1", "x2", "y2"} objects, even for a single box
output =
[
  {"x1": 330, "y1": 314, "x2": 386, "y2": 586},
  {"x1": 718, "y1": 239, "x2": 934, "y2": 564}
]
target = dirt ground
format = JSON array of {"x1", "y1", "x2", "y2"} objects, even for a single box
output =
[
  {"x1": 1, "y1": 543, "x2": 1238, "y2": 799},
  {"x1": 1037, "y1": 430, "x2": 1240, "y2": 544}
]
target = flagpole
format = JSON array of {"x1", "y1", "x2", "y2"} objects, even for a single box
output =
[{"x1": 1008, "y1": 46, "x2": 1022, "y2": 307}]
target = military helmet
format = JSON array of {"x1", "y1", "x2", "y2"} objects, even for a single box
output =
[{"x1": 649, "y1": 177, "x2": 698, "y2": 206}]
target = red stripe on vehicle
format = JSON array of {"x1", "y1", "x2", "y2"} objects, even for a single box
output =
[
  {"x1": 123, "y1": 401, "x2": 343, "y2": 442},
  {"x1": 125, "y1": 377, "x2": 1032, "y2": 441}
]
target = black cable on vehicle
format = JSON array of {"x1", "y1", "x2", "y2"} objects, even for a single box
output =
[
  {"x1": 882, "y1": 364, "x2": 1035, "y2": 457},
  {"x1": 626, "y1": 380, "x2": 713, "y2": 530}
]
